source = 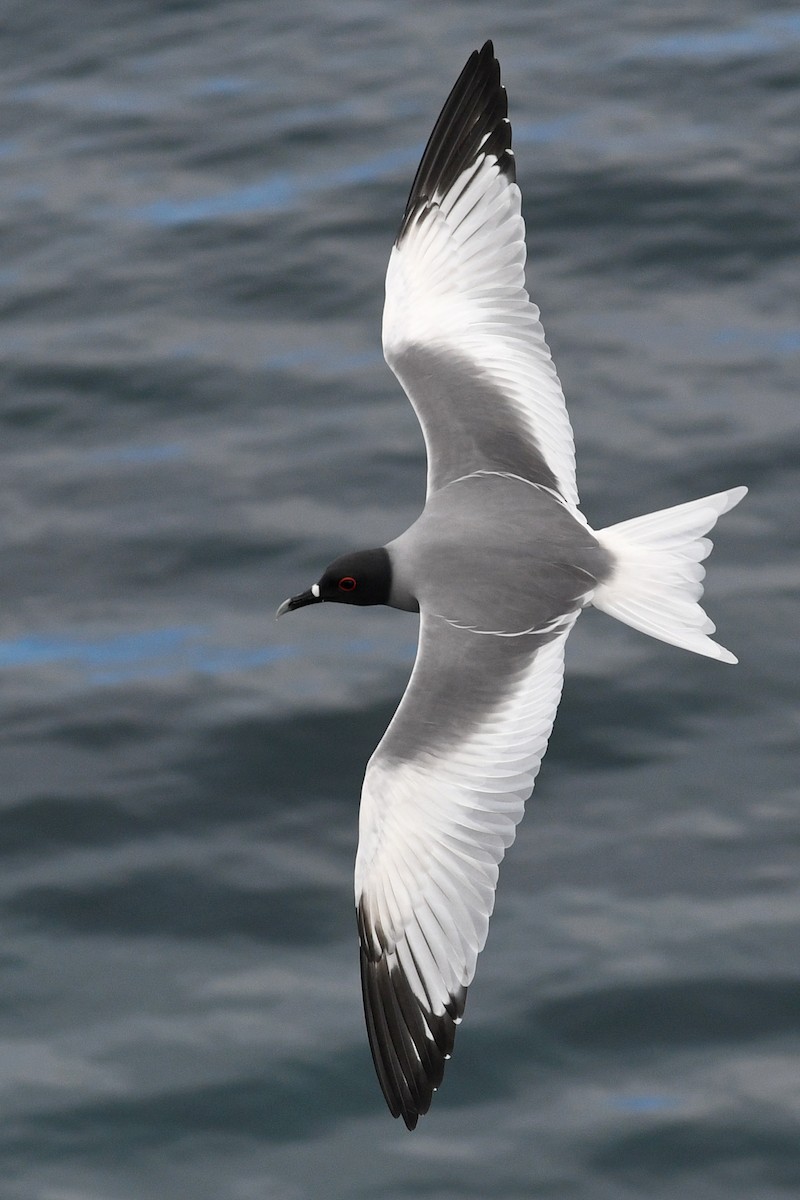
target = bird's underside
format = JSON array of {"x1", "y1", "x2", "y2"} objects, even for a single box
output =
[
  {"x1": 354, "y1": 38, "x2": 589, "y2": 1129},
  {"x1": 275, "y1": 40, "x2": 746, "y2": 1129}
]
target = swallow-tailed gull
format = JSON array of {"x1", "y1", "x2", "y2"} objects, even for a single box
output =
[{"x1": 277, "y1": 41, "x2": 746, "y2": 1129}]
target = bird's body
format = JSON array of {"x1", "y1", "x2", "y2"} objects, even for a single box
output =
[
  {"x1": 277, "y1": 41, "x2": 746, "y2": 1129},
  {"x1": 387, "y1": 472, "x2": 611, "y2": 629}
]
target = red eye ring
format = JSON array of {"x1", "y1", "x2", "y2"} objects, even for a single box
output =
[{"x1": 338, "y1": 576, "x2": 357, "y2": 592}]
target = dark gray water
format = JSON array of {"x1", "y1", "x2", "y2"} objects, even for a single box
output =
[{"x1": 1, "y1": 2, "x2": 797, "y2": 1197}]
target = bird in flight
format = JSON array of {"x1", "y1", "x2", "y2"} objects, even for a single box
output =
[{"x1": 277, "y1": 40, "x2": 746, "y2": 1129}]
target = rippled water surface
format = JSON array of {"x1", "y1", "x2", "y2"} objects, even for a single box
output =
[{"x1": 1, "y1": 2, "x2": 797, "y2": 1197}]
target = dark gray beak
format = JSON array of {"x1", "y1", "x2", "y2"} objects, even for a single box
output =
[{"x1": 275, "y1": 588, "x2": 322, "y2": 618}]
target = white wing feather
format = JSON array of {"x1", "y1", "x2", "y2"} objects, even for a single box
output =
[
  {"x1": 355, "y1": 613, "x2": 578, "y2": 1124},
  {"x1": 382, "y1": 130, "x2": 578, "y2": 506}
]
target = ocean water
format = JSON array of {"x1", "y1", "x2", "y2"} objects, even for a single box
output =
[{"x1": 0, "y1": 2, "x2": 797, "y2": 1197}]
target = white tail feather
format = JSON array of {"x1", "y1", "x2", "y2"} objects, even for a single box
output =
[{"x1": 591, "y1": 487, "x2": 747, "y2": 663}]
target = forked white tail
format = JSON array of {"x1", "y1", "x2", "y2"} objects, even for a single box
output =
[{"x1": 591, "y1": 486, "x2": 747, "y2": 663}]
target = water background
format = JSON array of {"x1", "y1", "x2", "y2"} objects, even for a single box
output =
[{"x1": 1, "y1": 2, "x2": 797, "y2": 1197}]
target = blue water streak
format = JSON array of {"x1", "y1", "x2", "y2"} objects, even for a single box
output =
[
  {"x1": 632, "y1": 12, "x2": 800, "y2": 61},
  {"x1": 0, "y1": 628, "x2": 206, "y2": 670},
  {"x1": 125, "y1": 145, "x2": 420, "y2": 227},
  {"x1": 0, "y1": 627, "x2": 407, "y2": 686}
]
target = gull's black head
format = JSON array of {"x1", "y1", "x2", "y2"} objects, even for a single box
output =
[{"x1": 276, "y1": 547, "x2": 392, "y2": 617}]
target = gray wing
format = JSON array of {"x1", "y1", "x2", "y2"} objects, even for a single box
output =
[
  {"x1": 382, "y1": 40, "x2": 578, "y2": 505},
  {"x1": 354, "y1": 608, "x2": 579, "y2": 1128}
]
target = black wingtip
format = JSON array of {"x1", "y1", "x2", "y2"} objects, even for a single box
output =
[
  {"x1": 397, "y1": 41, "x2": 513, "y2": 244},
  {"x1": 357, "y1": 901, "x2": 468, "y2": 1129}
]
